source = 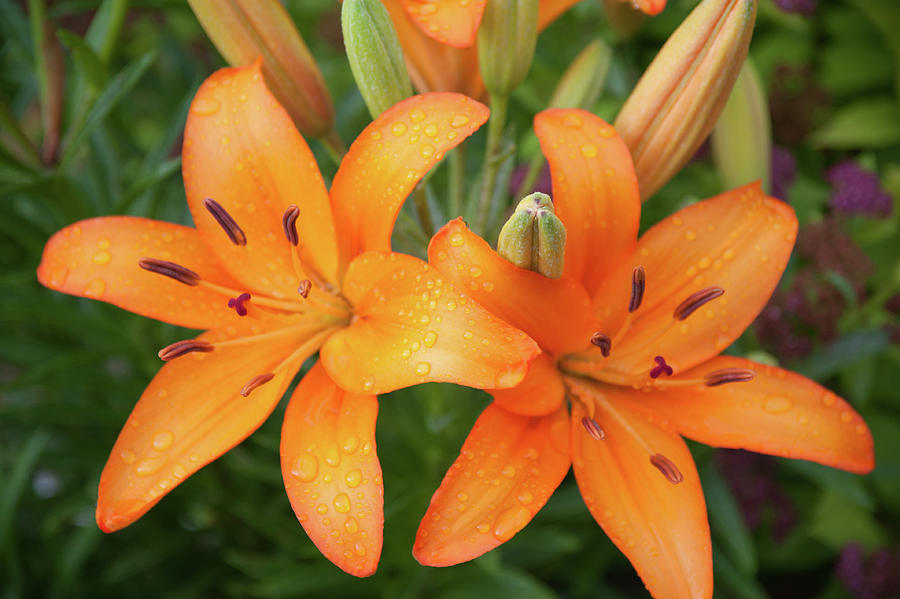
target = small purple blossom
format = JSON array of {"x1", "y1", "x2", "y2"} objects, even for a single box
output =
[
  {"x1": 827, "y1": 161, "x2": 893, "y2": 217},
  {"x1": 716, "y1": 450, "x2": 796, "y2": 541},
  {"x1": 774, "y1": 0, "x2": 817, "y2": 15},
  {"x1": 771, "y1": 146, "x2": 796, "y2": 201},
  {"x1": 836, "y1": 543, "x2": 900, "y2": 599}
]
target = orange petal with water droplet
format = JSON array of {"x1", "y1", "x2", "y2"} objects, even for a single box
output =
[
  {"x1": 622, "y1": 0, "x2": 666, "y2": 16},
  {"x1": 37, "y1": 216, "x2": 243, "y2": 330},
  {"x1": 568, "y1": 377, "x2": 712, "y2": 599},
  {"x1": 183, "y1": 62, "x2": 340, "y2": 293},
  {"x1": 608, "y1": 183, "x2": 798, "y2": 379},
  {"x1": 382, "y1": 0, "x2": 484, "y2": 96},
  {"x1": 320, "y1": 251, "x2": 539, "y2": 394},
  {"x1": 614, "y1": 356, "x2": 875, "y2": 474},
  {"x1": 491, "y1": 353, "x2": 565, "y2": 416},
  {"x1": 330, "y1": 93, "x2": 487, "y2": 271},
  {"x1": 96, "y1": 322, "x2": 326, "y2": 533},
  {"x1": 413, "y1": 403, "x2": 570, "y2": 566},
  {"x1": 534, "y1": 110, "x2": 640, "y2": 304},
  {"x1": 400, "y1": 0, "x2": 485, "y2": 48},
  {"x1": 281, "y1": 362, "x2": 382, "y2": 577},
  {"x1": 428, "y1": 219, "x2": 596, "y2": 356}
]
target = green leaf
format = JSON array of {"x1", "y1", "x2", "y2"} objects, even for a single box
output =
[
  {"x1": 808, "y1": 489, "x2": 886, "y2": 551},
  {"x1": 712, "y1": 546, "x2": 769, "y2": 599},
  {"x1": 0, "y1": 430, "x2": 50, "y2": 559},
  {"x1": 56, "y1": 29, "x2": 107, "y2": 89},
  {"x1": 701, "y1": 463, "x2": 758, "y2": 577},
  {"x1": 796, "y1": 328, "x2": 890, "y2": 379},
  {"x1": 811, "y1": 98, "x2": 900, "y2": 149}
]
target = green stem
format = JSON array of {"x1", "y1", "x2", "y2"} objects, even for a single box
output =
[
  {"x1": 321, "y1": 128, "x2": 347, "y2": 166},
  {"x1": 475, "y1": 93, "x2": 509, "y2": 235},
  {"x1": 514, "y1": 150, "x2": 545, "y2": 200},
  {"x1": 448, "y1": 144, "x2": 465, "y2": 218},
  {"x1": 412, "y1": 184, "x2": 434, "y2": 238},
  {"x1": 0, "y1": 99, "x2": 42, "y2": 170}
]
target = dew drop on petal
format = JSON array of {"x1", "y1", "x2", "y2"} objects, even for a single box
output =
[
  {"x1": 415, "y1": 362, "x2": 431, "y2": 376},
  {"x1": 450, "y1": 115, "x2": 470, "y2": 128},
  {"x1": 151, "y1": 430, "x2": 174, "y2": 451},
  {"x1": 344, "y1": 516, "x2": 359, "y2": 534},
  {"x1": 334, "y1": 493, "x2": 351, "y2": 513},
  {"x1": 345, "y1": 469, "x2": 362, "y2": 488},
  {"x1": 191, "y1": 98, "x2": 220, "y2": 116},
  {"x1": 763, "y1": 396, "x2": 793, "y2": 415},
  {"x1": 492, "y1": 506, "x2": 530, "y2": 541},
  {"x1": 291, "y1": 454, "x2": 318, "y2": 482}
]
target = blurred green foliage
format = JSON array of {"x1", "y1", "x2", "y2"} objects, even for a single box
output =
[{"x1": 1, "y1": 0, "x2": 898, "y2": 597}]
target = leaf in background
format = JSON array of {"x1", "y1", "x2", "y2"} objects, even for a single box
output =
[
  {"x1": 808, "y1": 490, "x2": 886, "y2": 551},
  {"x1": 712, "y1": 546, "x2": 768, "y2": 599},
  {"x1": 56, "y1": 30, "x2": 107, "y2": 90},
  {"x1": 439, "y1": 565, "x2": 557, "y2": 599},
  {"x1": 701, "y1": 463, "x2": 758, "y2": 577},
  {"x1": 811, "y1": 98, "x2": 900, "y2": 149},
  {"x1": 784, "y1": 460, "x2": 874, "y2": 511},
  {"x1": 796, "y1": 328, "x2": 890, "y2": 379},
  {"x1": 0, "y1": 430, "x2": 50, "y2": 559}
]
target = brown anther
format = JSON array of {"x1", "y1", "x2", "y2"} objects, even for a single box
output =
[
  {"x1": 649, "y1": 453, "x2": 684, "y2": 484},
  {"x1": 590, "y1": 333, "x2": 611, "y2": 357},
  {"x1": 704, "y1": 368, "x2": 755, "y2": 387},
  {"x1": 282, "y1": 204, "x2": 300, "y2": 246},
  {"x1": 158, "y1": 339, "x2": 214, "y2": 361},
  {"x1": 297, "y1": 279, "x2": 312, "y2": 298},
  {"x1": 629, "y1": 266, "x2": 646, "y2": 313},
  {"x1": 581, "y1": 416, "x2": 606, "y2": 440},
  {"x1": 203, "y1": 198, "x2": 247, "y2": 246},
  {"x1": 673, "y1": 287, "x2": 725, "y2": 321},
  {"x1": 139, "y1": 258, "x2": 200, "y2": 286},
  {"x1": 240, "y1": 373, "x2": 275, "y2": 397}
]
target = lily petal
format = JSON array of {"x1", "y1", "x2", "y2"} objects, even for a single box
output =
[
  {"x1": 281, "y1": 362, "x2": 383, "y2": 577},
  {"x1": 38, "y1": 216, "x2": 243, "y2": 330},
  {"x1": 413, "y1": 403, "x2": 570, "y2": 566},
  {"x1": 428, "y1": 218, "x2": 596, "y2": 355},
  {"x1": 615, "y1": 356, "x2": 875, "y2": 474},
  {"x1": 534, "y1": 110, "x2": 640, "y2": 300},
  {"x1": 383, "y1": 0, "x2": 484, "y2": 97},
  {"x1": 330, "y1": 93, "x2": 487, "y2": 272},
  {"x1": 569, "y1": 378, "x2": 713, "y2": 599},
  {"x1": 96, "y1": 322, "x2": 330, "y2": 533},
  {"x1": 321, "y1": 251, "x2": 539, "y2": 394},
  {"x1": 183, "y1": 62, "x2": 340, "y2": 293},
  {"x1": 609, "y1": 183, "x2": 797, "y2": 379},
  {"x1": 537, "y1": 0, "x2": 581, "y2": 29},
  {"x1": 400, "y1": 0, "x2": 486, "y2": 48},
  {"x1": 491, "y1": 353, "x2": 565, "y2": 416},
  {"x1": 625, "y1": 0, "x2": 666, "y2": 16}
]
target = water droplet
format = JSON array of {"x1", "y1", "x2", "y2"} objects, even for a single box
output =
[
  {"x1": 342, "y1": 436, "x2": 359, "y2": 454},
  {"x1": 421, "y1": 144, "x2": 434, "y2": 159},
  {"x1": 316, "y1": 503, "x2": 328, "y2": 515},
  {"x1": 563, "y1": 114, "x2": 582, "y2": 128},
  {"x1": 354, "y1": 542, "x2": 367, "y2": 556},
  {"x1": 334, "y1": 493, "x2": 351, "y2": 513},
  {"x1": 92, "y1": 250, "x2": 111, "y2": 265},
  {"x1": 361, "y1": 441, "x2": 372, "y2": 455},
  {"x1": 840, "y1": 412, "x2": 853, "y2": 423},
  {"x1": 47, "y1": 266, "x2": 69, "y2": 287},
  {"x1": 469, "y1": 265, "x2": 482, "y2": 277},
  {"x1": 362, "y1": 376, "x2": 375, "y2": 392},
  {"x1": 492, "y1": 506, "x2": 530, "y2": 541},
  {"x1": 501, "y1": 465, "x2": 516, "y2": 478},
  {"x1": 598, "y1": 125, "x2": 615, "y2": 138},
  {"x1": 392, "y1": 122, "x2": 407, "y2": 136},
  {"x1": 475, "y1": 522, "x2": 490, "y2": 534},
  {"x1": 83, "y1": 278, "x2": 106, "y2": 298},
  {"x1": 135, "y1": 458, "x2": 163, "y2": 477},
  {"x1": 456, "y1": 492, "x2": 468, "y2": 502},
  {"x1": 684, "y1": 229, "x2": 697, "y2": 241},
  {"x1": 450, "y1": 115, "x2": 469, "y2": 128},
  {"x1": 120, "y1": 450, "x2": 136, "y2": 464},
  {"x1": 345, "y1": 469, "x2": 362, "y2": 488},
  {"x1": 424, "y1": 124, "x2": 438, "y2": 137},
  {"x1": 580, "y1": 143, "x2": 598, "y2": 158},
  {"x1": 345, "y1": 516, "x2": 359, "y2": 534},
  {"x1": 518, "y1": 491, "x2": 533, "y2": 505},
  {"x1": 462, "y1": 331, "x2": 473, "y2": 340},
  {"x1": 763, "y1": 396, "x2": 793, "y2": 415},
  {"x1": 291, "y1": 454, "x2": 318, "y2": 482},
  {"x1": 449, "y1": 233, "x2": 464, "y2": 247},
  {"x1": 423, "y1": 331, "x2": 438, "y2": 347},
  {"x1": 420, "y1": 2, "x2": 437, "y2": 15},
  {"x1": 191, "y1": 98, "x2": 220, "y2": 116},
  {"x1": 822, "y1": 394, "x2": 837, "y2": 407},
  {"x1": 415, "y1": 362, "x2": 431, "y2": 376},
  {"x1": 324, "y1": 444, "x2": 341, "y2": 468},
  {"x1": 523, "y1": 448, "x2": 538, "y2": 460},
  {"x1": 410, "y1": 108, "x2": 426, "y2": 122},
  {"x1": 151, "y1": 430, "x2": 174, "y2": 451}
]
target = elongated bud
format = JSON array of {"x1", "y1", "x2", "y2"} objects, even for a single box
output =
[
  {"x1": 188, "y1": 0, "x2": 335, "y2": 138},
  {"x1": 342, "y1": 0, "x2": 413, "y2": 119},
  {"x1": 497, "y1": 192, "x2": 567, "y2": 278},
  {"x1": 548, "y1": 39, "x2": 612, "y2": 111},
  {"x1": 615, "y1": 0, "x2": 757, "y2": 200},
  {"x1": 477, "y1": 0, "x2": 539, "y2": 96},
  {"x1": 711, "y1": 59, "x2": 771, "y2": 193}
]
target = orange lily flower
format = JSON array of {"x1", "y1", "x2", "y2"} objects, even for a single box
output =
[
  {"x1": 383, "y1": 0, "x2": 665, "y2": 96},
  {"x1": 414, "y1": 109, "x2": 874, "y2": 598},
  {"x1": 36, "y1": 63, "x2": 539, "y2": 577}
]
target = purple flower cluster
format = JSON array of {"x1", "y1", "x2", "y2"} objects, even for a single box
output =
[
  {"x1": 827, "y1": 161, "x2": 893, "y2": 217},
  {"x1": 771, "y1": 146, "x2": 797, "y2": 201},
  {"x1": 836, "y1": 543, "x2": 900, "y2": 599},
  {"x1": 770, "y1": 65, "x2": 830, "y2": 145},
  {"x1": 716, "y1": 450, "x2": 796, "y2": 541},
  {"x1": 774, "y1": 0, "x2": 817, "y2": 15}
]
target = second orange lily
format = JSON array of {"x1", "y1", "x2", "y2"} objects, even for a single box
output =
[{"x1": 413, "y1": 109, "x2": 874, "y2": 598}]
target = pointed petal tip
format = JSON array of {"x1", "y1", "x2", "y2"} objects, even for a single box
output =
[{"x1": 96, "y1": 498, "x2": 147, "y2": 533}]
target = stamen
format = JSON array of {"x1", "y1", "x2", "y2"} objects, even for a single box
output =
[
  {"x1": 240, "y1": 373, "x2": 275, "y2": 397},
  {"x1": 649, "y1": 454, "x2": 683, "y2": 484},
  {"x1": 203, "y1": 198, "x2": 247, "y2": 246},
  {"x1": 227, "y1": 292, "x2": 251, "y2": 316},
  {"x1": 139, "y1": 258, "x2": 200, "y2": 286},
  {"x1": 649, "y1": 355, "x2": 673, "y2": 379},
  {"x1": 673, "y1": 287, "x2": 724, "y2": 321},
  {"x1": 282, "y1": 205, "x2": 300, "y2": 246},
  {"x1": 705, "y1": 367, "x2": 755, "y2": 387},
  {"x1": 590, "y1": 333, "x2": 611, "y2": 357},
  {"x1": 629, "y1": 266, "x2": 646, "y2": 313},
  {"x1": 581, "y1": 416, "x2": 606, "y2": 440},
  {"x1": 297, "y1": 280, "x2": 311, "y2": 298},
  {"x1": 158, "y1": 339, "x2": 214, "y2": 361}
]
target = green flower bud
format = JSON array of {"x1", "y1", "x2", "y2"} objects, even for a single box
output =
[
  {"x1": 477, "y1": 0, "x2": 540, "y2": 97},
  {"x1": 497, "y1": 193, "x2": 567, "y2": 279},
  {"x1": 711, "y1": 58, "x2": 771, "y2": 193},
  {"x1": 549, "y1": 39, "x2": 612, "y2": 111},
  {"x1": 342, "y1": 0, "x2": 413, "y2": 119}
]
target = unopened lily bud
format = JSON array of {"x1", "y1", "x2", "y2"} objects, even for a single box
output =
[
  {"x1": 342, "y1": 0, "x2": 413, "y2": 119},
  {"x1": 711, "y1": 58, "x2": 771, "y2": 193},
  {"x1": 548, "y1": 39, "x2": 612, "y2": 110},
  {"x1": 497, "y1": 193, "x2": 567, "y2": 278},
  {"x1": 615, "y1": 0, "x2": 757, "y2": 200},
  {"x1": 477, "y1": 0, "x2": 540, "y2": 96},
  {"x1": 188, "y1": 0, "x2": 335, "y2": 138}
]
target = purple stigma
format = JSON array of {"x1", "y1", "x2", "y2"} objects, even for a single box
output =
[
  {"x1": 650, "y1": 355, "x2": 673, "y2": 379},
  {"x1": 228, "y1": 292, "x2": 251, "y2": 316}
]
